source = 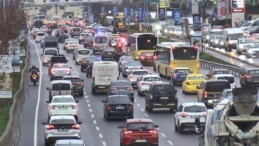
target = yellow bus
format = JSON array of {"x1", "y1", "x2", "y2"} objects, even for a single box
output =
[
  {"x1": 155, "y1": 44, "x2": 200, "y2": 78},
  {"x1": 128, "y1": 33, "x2": 158, "y2": 60}
]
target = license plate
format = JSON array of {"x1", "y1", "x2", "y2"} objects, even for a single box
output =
[
  {"x1": 99, "y1": 86, "x2": 105, "y2": 88},
  {"x1": 180, "y1": 75, "x2": 186, "y2": 77},
  {"x1": 58, "y1": 129, "x2": 68, "y2": 132},
  {"x1": 208, "y1": 99, "x2": 218, "y2": 104},
  {"x1": 135, "y1": 139, "x2": 147, "y2": 143},
  {"x1": 118, "y1": 89, "x2": 127, "y2": 92},
  {"x1": 116, "y1": 106, "x2": 125, "y2": 109},
  {"x1": 160, "y1": 97, "x2": 169, "y2": 100},
  {"x1": 59, "y1": 106, "x2": 68, "y2": 109}
]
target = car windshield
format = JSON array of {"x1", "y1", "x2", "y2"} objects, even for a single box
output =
[
  {"x1": 206, "y1": 82, "x2": 231, "y2": 92},
  {"x1": 108, "y1": 97, "x2": 131, "y2": 104},
  {"x1": 121, "y1": 56, "x2": 133, "y2": 61},
  {"x1": 184, "y1": 105, "x2": 207, "y2": 112},
  {"x1": 53, "y1": 64, "x2": 69, "y2": 68},
  {"x1": 153, "y1": 85, "x2": 176, "y2": 94},
  {"x1": 78, "y1": 50, "x2": 90, "y2": 55},
  {"x1": 214, "y1": 70, "x2": 229, "y2": 75},
  {"x1": 112, "y1": 82, "x2": 131, "y2": 86},
  {"x1": 188, "y1": 76, "x2": 204, "y2": 80},
  {"x1": 248, "y1": 70, "x2": 259, "y2": 75},
  {"x1": 95, "y1": 37, "x2": 108, "y2": 43},
  {"x1": 68, "y1": 41, "x2": 78, "y2": 45},
  {"x1": 127, "y1": 61, "x2": 141, "y2": 66},
  {"x1": 37, "y1": 33, "x2": 45, "y2": 36},
  {"x1": 250, "y1": 44, "x2": 259, "y2": 48},
  {"x1": 240, "y1": 39, "x2": 253, "y2": 44},
  {"x1": 73, "y1": 28, "x2": 80, "y2": 31},
  {"x1": 53, "y1": 98, "x2": 73, "y2": 103},
  {"x1": 132, "y1": 71, "x2": 148, "y2": 75},
  {"x1": 217, "y1": 76, "x2": 235, "y2": 84},
  {"x1": 175, "y1": 69, "x2": 190, "y2": 73},
  {"x1": 45, "y1": 50, "x2": 58, "y2": 55},
  {"x1": 52, "y1": 83, "x2": 71, "y2": 90},
  {"x1": 127, "y1": 123, "x2": 154, "y2": 131},
  {"x1": 50, "y1": 119, "x2": 75, "y2": 125},
  {"x1": 143, "y1": 77, "x2": 161, "y2": 81}
]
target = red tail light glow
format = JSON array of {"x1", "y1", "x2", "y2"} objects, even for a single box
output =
[
  {"x1": 203, "y1": 91, "x2": 208, "y2": 98},
  {"x1": 106, "y1": 105, "x2": 112, "y2": 110},
  {"x1": 72, "y1": 105, "x2": 77, "y2": 109},
  {"x1": 244, "y1": 75, "x2": 252, "y2": 79},
  {"x1": 173, "y1": 73, "x2": 177, "y2": 78},
  {"x1": 46, "y1": 124, "x2": 55, "y2": 130},
  {"x1": 51, "y1": 69, "x2": 55, "y2": 74},
  {"x1": 127, "y1": 87, "x2": 133, "y2": 91},
  {"x1": 153, "y1": 56, "x2": 157, "y2": 60},
  {"x1": 111, "y1": 87, "x2": 117, "y2": 91},
  {"x1": 180, "y1": 112, "x2": 188, "y2": 117},
  {"x1": 140, "y1": 56, "x2": 145, "y2": 60},
  {"x1": 72, "y1": 124, "x2": 80, "y2": 129},
  {"x1": 128, "y1": 105, "x2": 133, "y2": 110},
  {"x1": 149, "y1": 129, "x2": 157, "y2": 134},
  {"x1": 124, "y1": 130, "x2": 133, "y2": 135}
]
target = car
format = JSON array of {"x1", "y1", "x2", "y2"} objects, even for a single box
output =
[
  {"x1": 197, "y1": 80, "x2": 231, "y2": 108},
  {"x1": 206, "y1": 68, "x2": 229, "y2": 79},
  {"x1": 49, "y1": 63, "x2": 72, "y2": 80},
  {"x1": 182, "y1": 74, "x2": 205, "y2": 94},
  {"x1": 214, "y1": 35, "x2": 225, "y2": 48},
  {"x1": 118, "y1": 56, "x2": 133, "y2": 71},
  {"x1": 220, "y1": 88, "x2": 232, "y2": 101},
  {"x1": 118, "y1": 119, "x2": 159, "y2": 146},
  {"x1": 70, "y1": 27, "x2": 81, "y2": 37},
  {"x1": 56, "y1": 29, "x2": 65, "y2": 38},
  {"x1": 139, "y1": 52, "x2": 155, "y2": 65},
  {"x1": 31, "y1": 28, "x2": 40, "y2": 39},
  {"x1": 236, "y1": 38, "x2": 254, "y2": 54},
  {"x1": 137, "y1": 74, "x2": 162, "y2": 96},
  {"x1": 73, "y1": 48, "x2": 91, "y2": 64},
  {"x1": 42, "y1": 48, "x2": 59, "y2": 66},
  {"x1": 35, "y1": 31, "x2": 46, "y2": 43},
  {"x1": 145, "y1": 82, "x2": 178, "y2": 113},
  {"x1": 107, "y1": 80, "x2": 134, "y2": 102},
  {"x1": 46, "y1": 80, "x2": 74, "y2": 101},
  {"x1": 47, "y1": 95, "x2": 79, "y2": 120},
  {"x1": 240, "y1": 68, "x2": 259, "y2": 87},
  {"x1": 86, "y1": 61, "x2": 94, "y2": 77},
  {"x1": 246, "y1": 43, "x2": 259, "y2": 57},
  {"x1": 54, "y1": 139, "x2": 86, "y2": 146},
  {"x1": 171, "y1": 67, "x2": 192, "y2": 85},
  {"x1": 101, "y1": 48, "x2": 116, "y2": 61},
  {"x1": 122, "y1": 61, "x2": 143, "y2": 77},
  {"x1": 40, "y1": 25, "x2": 48, "y2": 33},
  {"x1": 252, "y1": 33, "x2": 259, "y2": 43},
  {"x1": 42, "y1": 115, "x2": 81, "y2": 146},
  {"x1": 80, "y1": 56, "x2": 96, "y2": 72},
  {"x1": 64, "y1": 39, "x2": 78, "y2": 50},
  {"x1": 48, "y1": 55, "x2": 68, "y2": 75},
  {"x1": 102, "y1": 95, "x2": 134, "y2": 120},
  {"x1": 58, "y1": 34, "x2": 69, "y2": 43},
  {"x1": 84, "y1": 37, "x2": 94, "y2": 48},
  {"x1": 66, "y1": 41, "x2": 80, "y2": 53},
  {"x1": 127, "y1": 69, "x2": 149, "y2": 88},
  {"x1": 79, "y1": 32, "x2": 91, "y2": 44},
  {"x1": 211, "y1": 74, "x2": 236, "y2": 89},
  {"x1": 174, "y1": 102, "x2": 207, "y2": 134},
  {"x1": 62, "y1": 76, "x2": 84, "y2": 96}
]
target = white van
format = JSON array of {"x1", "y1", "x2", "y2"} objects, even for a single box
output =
[
  {"x1": 46, "y1": 80, "x2": 73, "y2": 101},
  {"x1": 92, "y1": 61, "x2": 119, "y2": 94},
  {"x1": 93, "y1": 33, "x2": 109, "y2": 54},
  {"x1": 211, "y1": 74, "x2": 236, "y2": 89},
  {"x1": 42, "y1": 48, "x2": 58, "y2": 65},
  {"x1": 223, "y1": 28, "x2": 244, "y2": 51},
  {"x1": 35, "y1": 31, "x2": 46, "y2": 43}
]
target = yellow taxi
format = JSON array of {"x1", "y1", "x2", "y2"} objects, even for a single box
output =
[{"x1": 182, "y1": 74, "x2": 205, "y2": 94}]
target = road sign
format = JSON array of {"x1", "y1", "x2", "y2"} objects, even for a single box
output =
[
  {"x1": 0, "y1": 55, "x2": 12, "y2": 73},
  {"x1": 172, "y1": 9, "x2": 181, "y2": 22},
  {"x1": 138, "y1": 8, "x2": 143, "y2": 21},
  {"x1": 192, "y1": 14, "x2": 202, "y2": 32},
  {"x1": 130, "y1": 8, "x2": 134, "y2": 20},
  {"x1": 159, "y1": 8, "x2": 166, "y2": 21},
  {"x1": 124, "y1": 8, "x2": 128, "y2": 18},
  {"x1": 113, "y1": 6, "x2": 118, "y2": 17}
]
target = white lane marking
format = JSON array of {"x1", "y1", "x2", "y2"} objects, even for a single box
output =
[
  {"x1": 102, "y1": 141, "x2": 107, "y2": 146},
  {"x1": 84, "y1": 96, "x2": 88, "y2": 98},
  {"x1": 137, "y1": 103, "x2": 140, "y2": 107},
  {"x1": 96, "y1": 127, "x2": 100, "y2": 131},
  {"x1": 161, "y1": 133, "x2": 166, "y2": 137},
  {"x1": 93, "y1": 120, "x2": 97, "y2": 124},
  {"x1": 91, "y1": 114, "x2": 94, "y2": 118},
  {"x1": 84, "y1": 92, "x2": 86, "y2": 94},
  {"x1": 88, "y1": 103, "x2": 91, "y2": 107},
  {"x1": 144, "y1": 113, "x2": 149, "y2": 117},
  {"x1": 89, "y1": 109, "x2": 92, "y2": 112},
  {"x1": 86, "y1": 99, "x2": 89, "y2": 103},
  {"x1": 168, "y1": 140, "x2": 174, "y2": 145},
  {"x1": 30, "y1": 38, "x2": 43, "y2": 146},
  {"x1": 99, "y1": 133, "x2": 103, "y2": 138},
  {"x1": 140, "y1": 108, "x2": 144, "y2": 112}
]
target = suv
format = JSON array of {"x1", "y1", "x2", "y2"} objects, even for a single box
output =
[
  {"x1": 197, "y1": 80, "x2": 231, "y2": 108},
  {"x1": 42, "y1": 115, "x2": 81, "y2": 146},
  {"x1": 240, "y1": 68, "x2": 259, "y2": 87},
  {"x1": 118, "y1": 119, "x2": 159, "y2": 146},
  {"x1": 206, "y1": 69, "x2": 229, "y2": 79},
  {"x1": 48, "y1": 55, "x2": 68, "y2": 75},
  {"x1": 145, "y1": 82, "x2": 178, "y2": 113},
  {"x1": 62, "y1": 76, "x2": 84, "y2": 96}
]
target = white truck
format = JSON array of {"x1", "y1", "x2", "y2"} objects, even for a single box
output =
[{"x1": 91, "y1": 61, "x2": 119, "y2": 94}]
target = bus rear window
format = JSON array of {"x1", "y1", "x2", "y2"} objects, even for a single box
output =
[
  {"x1": 137, "y1": 36, "x2": 157, "y2": 50},
  {"x1": 172, "y1": 47, "x2": 197, "y2": 60}
]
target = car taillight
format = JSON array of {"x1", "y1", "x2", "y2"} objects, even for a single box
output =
[
  {"x1": 46, "y1": 124, "x2": 55, "y2": 130},
  {"x1": 128, "y1": 105, "x2": 133, "y2": 110},
  {"x1": 203, "y1": 112, "x2": 207, "y2": 117},
  {"x1": 141, "y1": 82, "x2": 148, "y2": 85},
  {"x1": 50, "y1": 105, "x2": 56, "y2": 110},
  {"x1": 149, "y1": 95, "x2": 153, "y2": 100},
  {"x1": 244, "y1": 75, "x2": 252, "y2": 79},
  {"x1": 180, "y1": 112, "x2": 188, "y2": 117},
  {"x1": 140, "y1": 66, "x2": 144, "y2": 69},
  {"x1": 106, "y1": 105, "x2": 112, "y2": 110},
  {"x1": 127, "y1": 87, "x2": 133, "y2": 91},
  {"x1": 124, "y1": 130, "x2": 133, "y2": 135},
  {"x1": 186, "y1": 82, "x2": 191, "y2": 85},
  {"x1": 72, "y1": 105, "x2": 77, "y2": 109},
  {"x1": 129, "y1": 75, "x2": 134, "y2": 79},
  {"x1": 153, "y1": 56, "x2": 157, "y2": 60},
  {"x1": 72, "y1": 124, "x2": 80, "y2": 129},
  {"x1": 203, "y1": 91, "x2": 208, "y2": 98},
  {"x1": 140, "y1": 56, "x2": 145, "y2": 60},
  {"x1": 65, "y1": 69, "x2": 71, "y2": 73},
  {"x1": 173, "y1": 73, "x2": 177, "y2": 78},
  {"x1": 149, "y1": 129, "x2": 157, "y2": 134}
]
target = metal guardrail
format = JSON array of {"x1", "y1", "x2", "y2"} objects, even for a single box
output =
[{"x1": 200, "y1": 59, "x2": 245, "y2": 77}]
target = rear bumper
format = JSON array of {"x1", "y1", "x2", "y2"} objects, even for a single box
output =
[
  {"x1": 106, "y1": 111, "x2": 133, "y2": 117},
  {"x1": 92, "y1": 85, "x2": 109, "y2": 92},
  {"x1": 45, "y1": 135, "x2": 80, "y2": 144},
  {"x1": 151, "y1": 102, "x2": 177, "y2": 109}
]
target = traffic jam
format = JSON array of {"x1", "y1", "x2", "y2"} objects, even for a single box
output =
[{"x1": 28, "y1": 15, "x2": 259, "y2": 146}]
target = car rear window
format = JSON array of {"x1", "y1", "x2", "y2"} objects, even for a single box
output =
[
  {"x1": 127, "y1": 61, "x2": 141, "y2": 66},
  {"x1": 121, "y1": 56, "x2": 133, "y2": 61},
  {"x1": 188, "y1": 76, "x2": 204, "y2": 80},
  {"x1": 53, "y1": 64, "x2": 69, "y2": 68},
  {"x1": 217, "y1": 76, "x2": 235, "y2": 84},
  {"x1": 184, "y1": 105, "x2": 207, "y2": 112},
  {"x1": 112, "y1": 82, "x2": 131, "y2": 86},
  {"x1": 132, "y1": 71, "x2": 148, "y2": 75},
  {"x1": 37, "y1": 33, "x2": 45, "y2": 36},
  {"x1": 108, "y1": 97, "x2": 131, "y2": 104},
  {"x1": 73, "y1": 28, "x2": 80, "y2": 31},
  {"x1": 175, "y1": 69, "x2": 190, "y2": 73},
  {"x1": 205, "y1": 82, "x2": 230, "y2": 92},
  {"x1": 53, "y1": 98, "x2": 73, "y2": 103},
  {"x1": 214, "y1": 70, "x2": 229, "y2": 75},
  {"x1": 127, "y1": 123, "x2": 154, "y2": 131},
  {"x1": 64, "y1": 78, "x2": 81, "y2": 83},
  {"x1": 248, "y1": 70, "x2": 259, "y2": 75},
  {"x1": 52, "y1": 83, "x2": 71, "y2": 90},
  {"x1": 45, "y1": 50, "x2": 58, "y2": 56},
  {"x1": 78, "y1": 50, "x2": 90, "y2": 55},
  {"x1": 50, "y1": 119, "x2": 75, "y2": 125},
  {"x1": 153, "y1": 85, "x2": 177, "y2": 94},
  {"x1": 143, "y1": 77, "x2": 161, "y2": 81}
]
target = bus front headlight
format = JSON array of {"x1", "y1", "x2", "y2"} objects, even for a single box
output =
[{"x1": 164, "y1": 29, "x2": 168, "y2": 33}]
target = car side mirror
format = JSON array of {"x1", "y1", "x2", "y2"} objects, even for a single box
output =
[
  {"x1": 154, "y1": 125, "x2": 159, "y2": 128},
  {"x1": 46, "y1": 87, "x2": 49, "y2": 90},
  {"x1": 46, "y1": 101, "x2": 50, "y2": 103},
  {"x1": 196, "y1": 86, "x2": 201, "y2": 89},
  {"x1": 75, "y1": 100, "x2": 79, "y2": 103},
  {"x1": 78, "y1": 121, "x2": 82, "y2": 124},
  {"x1": 102, "y1": 100, "x2": 106, "y2": 103},
  {"x1": 117, "y1": 125, "x2": 123, "y2": 129},
  {"x1": 42, "y1": 122, "x2": 46, "y2": 125}
]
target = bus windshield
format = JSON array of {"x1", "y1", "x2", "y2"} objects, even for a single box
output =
[
  {"x1": 137, "y1": 35, "x2": 157, "y2": 50},
  {"x1": 172, "y1": 47, "x2": 198, "y2": 60}
]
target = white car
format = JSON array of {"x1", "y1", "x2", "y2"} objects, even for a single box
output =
[
  {"x1": 211, "y1": 74, "x2": 236, "y2": 89},
  {"x1": 174, "y1": 102, "x2": 207, "y2": 134},
  {"x1": 236, "y1": 38, "x2": 254, "y2": 54},
  {"x1": 35, "y1": 31, "x2": 46, "y2": 43},
  {"x1": 49, "y1": 63, "x2": 72, "y2": 80},
  {"x1": 74, "y1": 48, "x2": 91, "y2": 64},
  {"x1": 42, "y1": 48, "x2": 58, "y2": 65},
  {"x1": 66, "y1": 41, "x2": 80, "y2": 53},
  {"x1": 43, "y1": 115, "x2": 81, "y2": 146},
  {"x1": 119, "y1": 56, "x2": 133, "y2": 71},
  {"x1": 246, "y1": 43, "x2": 259, "y2": 58},
  {"x1": 122, "y1": 61, "x2": 143, "y2": 77},
  {"x1": 47, "y1": 95, "x2": 78, "y2": 118},
  {"x1": 127, "y1": 69, "x2": 149, "y2": 88},
  {"x1": 137, "y1": 74, "x2": 162, "y2": 96},
  {"x1": 64, "y1": 39, "x2": 78, "y2": 50}
]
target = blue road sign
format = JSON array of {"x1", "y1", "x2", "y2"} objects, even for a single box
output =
[
  {"x1": 172, "y1": 9, "x2": 181, "y2": 22},
  {"x1": 113, "y1": 6, "x2": 118, "y2": 17},
  {"x1": 124, "y1": 8, "x2": 128, "y2": 18},
  {"x1": 88, "y1": 5, "x2": 92, "y2": 20},
  {"x1": 138, "y1": 8, "x2": 143, "y2": 21},
  {"x1": 159, "y1": 8, "x2": 166, "y2": 21},
  {"x1": 101, "y1": 6, "x2": 105, "y2": 14},
  {"x1": 130, "y1": 8, "x2": 134, "y2": 20}
]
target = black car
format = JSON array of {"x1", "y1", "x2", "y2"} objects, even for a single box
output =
[
  {"x1": 101, "y1": 48, "x2": 116, "y2": 61},
  {"x1": 102, "y1": 95, "x2": 134, "y2": 120},
  {"x1": 62, "y1": 76, "x2": 84, "y2": 96},
  {"x1": 139, "y1": 52, "x2": 155, "y2": 65},
  {"x1": 56, "y1": 29, "x2": 65, "y2": 38},
  {"x1": 48, "y1": 55, "x2": 68, "y2": 75},
  {"x1": 107, "y1": 80, "x2": 134, "y2": 102},
  {"x1": 80, "y1": 56, "x2": 96, "y2": 72},
  {"x1": 145, "y1": 82, "x2": 178, "y2": 113},
  {"x1": 240, "y1": 68, "x2": 259, "y2": 87},
  {"x1": 58, "y1": 34, "x2": 69, "y2": 43},
  {"x1": 86, "y1": 61, "x2": 94, "y2": 77}
]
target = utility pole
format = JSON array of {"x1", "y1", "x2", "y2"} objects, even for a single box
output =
[
  {"x1": 3, "y1": 0, "x2": 6, "y2": 22},
  {"x1": 55, "y1": 4, "x2": 58, "y2": 16}
]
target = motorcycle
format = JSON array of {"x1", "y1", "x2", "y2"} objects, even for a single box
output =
[
  {"x1": 86, "y1": 67, "x2": 92, "y2": 78},
  {"x1": 30, "y1": 71, "x2": 39, "y2": 86}
]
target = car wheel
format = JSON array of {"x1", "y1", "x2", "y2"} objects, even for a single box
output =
[
  {"x1": 178, "y1": 123, "x2": 184, "y2": 134},
  {"x1": 148, "y1": 105, "x2": 153, "y2": 113},
  {"x1": 92, "y1": 88, "x2": 96, "y2": 95},
  {"x1": 174, "y1": 119, "x2": 178, "y2": 131},
  {"x1": 44, "y1": 139, "x2": 49, "y2": 146}
]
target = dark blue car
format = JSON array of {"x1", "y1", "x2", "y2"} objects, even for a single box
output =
[{"x1": 171, "y1": 67, "x2": 192, "y2": 85}]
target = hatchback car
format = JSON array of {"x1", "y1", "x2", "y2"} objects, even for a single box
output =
[
  {"x1": 35, "y1": 31, "x2": 46, "y2": 43},
  {"x1": 182, "y1": 74, "x2": 205, "y2": 94},
  {"x1": 174, "y1": 102, "x2": 207, "y2": 134},
  {"x1": 62, "y1": 76, "x2": 84, "y2": 96},
  {"x1": 171, "y1": 67, "x2": 192, "y2": 85},
  {"x1": 102, "y1": 95, "x2": 134, "y2": 120},
  {"x1": 137, "y1": 74, "x2": 162, "y2": 96},
  {"x1": 73, "y1": 48, "x2": 91, "y2": 64},
  {"x1": 58, "y1": 34, "x2": 69, "y2": 43},
  {"x1": 127, "y1": 69, "x2": 149, "y2": 88},
  {"x1": 118, "y1": 119, "x2": 159, "y2": 146},
  {"x1": 49, "y1": 63, "x2": 72, "y2": 80},
  {"x1": 107, "y1": 80, "x2": 134, "y2": 102},
  {"x1": 42, "y1": 115, "x2": 81, "y2": 146},
  {"x1": 79, "y1": 32, "x2": 91, "y2": 44},
  {"x1": 122, "y1": 61, "x2": 143, "y2": 77},
  {"x1": 66, "y1": 41, "x2": 80, "y2": 53},
  {"x1": 139, "y1": 52, "x2": 155, "y2": 65},
  {"x1": 101, "y1": 48, "x2": 116, "y2": 61},
  {"x1": 240, "y1": 68, "x2": 259, "y2": 87},
  {"x1": 64, "y1": 39, "x2": 77, "y2": 50}
]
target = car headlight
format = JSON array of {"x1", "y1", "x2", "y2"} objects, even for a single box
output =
[
  {"x1": 169, "y1": 30, "x2": 173, "y2": 34},
  {"x1": 190, "y1": 30, "x2": 194, "y2": 35},
  {"x1": 220, "y1": 41, "x2": 224, "y2": 45},
  {"x1": 215, "y1": 40, "x2": 219, "y2": 44},
  {"x1": 164, "y1": 29, "x2": 168, "y2": 33}
]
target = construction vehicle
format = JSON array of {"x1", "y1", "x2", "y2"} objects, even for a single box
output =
[
  {"x1": 196, "y1": 87, "x2": 259, "y2": 146},
  {"x1": 113, "y1": 12, "x2": 127, "y2": 32}
]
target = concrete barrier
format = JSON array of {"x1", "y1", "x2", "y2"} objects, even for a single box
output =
[{"x1": 0, "y1": 40, "x2": 30, "y2": 146}]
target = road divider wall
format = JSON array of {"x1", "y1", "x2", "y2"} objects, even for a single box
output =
[{"x1": 0, "y1": 40, "x2": 30, "y2": 146}]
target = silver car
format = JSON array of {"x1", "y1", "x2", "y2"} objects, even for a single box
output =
[
  {"x1": 122, "y1": 61, "x2": 143, "y2": 77},
  {"x1": 49, "y1": 63, "x2": 72, "y2": 80}
]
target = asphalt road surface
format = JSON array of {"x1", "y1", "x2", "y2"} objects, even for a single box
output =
[{"x1": 17, "y1": 37, "x2": 242, "y2": 146}]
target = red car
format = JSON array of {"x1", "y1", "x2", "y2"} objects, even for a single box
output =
[{"x1": 118, "y1": 119, "x2": 159, "y2": 146}]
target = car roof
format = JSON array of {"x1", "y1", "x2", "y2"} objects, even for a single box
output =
[
  {"x1": 51, "y1": 80, "x2": 72, "y2": 84},
  {"x1": 63, "y1": 75, "x2": 80, "y2": 79},
  {"x1": 152, "y1": 81, "x2": 172, "y2": 85},
  {"x1": 126, "y1": 118, "x2": 153, "y2": 123},
  {"x1": 77, "y1": 48, "x2": 90, "y2": 51},
  {"x1": 131, "y1": 69, "x2": 148, "y2": 72},
  {"x1": 102, "y1": 48, "x2": 115, "y2": 51},
  {"x1": 212, "y1": 74, "x2": 234, "y2": 77},
  {"x1": 112, "y1": 80, "x2": 130, "y2": 83},
  {"x1": 187, "y1": 74, "x2": 203, "y2": 77},
  {"x1": 108, "y1": 95, "x2": 129, "y2": 99},
  {"x1": 55, "y1": 139, "x2": 85, "y2": 144},
  {"x1": 44, "y1": 48, "x2": 58, "y2": 51},
  {"x1": 182, "y1": 102, "x2": 206, "y2": 107},
  {"x1": 37, "y1": 31, "x2": 45, "y2": 34},
  {"x1": 52, "y1": 95, "x2": 74, "y2": 99},
  {"x1": 204, "y1": 80, "x2": 229, "y2": 83}
]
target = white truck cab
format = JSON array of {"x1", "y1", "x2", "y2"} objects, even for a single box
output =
[{"x1": 223, "y1": 28, "x2": 244, "y2": 51}]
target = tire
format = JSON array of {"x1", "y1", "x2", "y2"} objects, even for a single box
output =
[
  {"x1": 178, "y1": 123, "x2": 184, "y2": 134},
  {"x1": 33, "y1": 81, "x2": 36, "y2": 86},
  {"x1": 74, "y1": 115, "x2": 79, "y2": 122},
  {"x1": 174, "y1": 119, "x2": 178, "y2": 131},
  {"x1": 148, "y1": 105, "x2": 153, "y2": 113},
  {"x1": 44, "y1": 139, "x2": 49, "y2": 146},
  {"x1": 92, "y1": 87, "x2": 96, "y2": 95}
]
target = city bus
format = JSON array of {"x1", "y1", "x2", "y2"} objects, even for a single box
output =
[
  {"x1": 128, "y1": 33, "x2": 158, "y2": 60},
  {"x1": 155, "y1": 44, "x2": 200, "y2": 78}
]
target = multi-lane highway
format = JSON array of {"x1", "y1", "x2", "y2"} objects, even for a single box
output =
[{"x1": 17, "y1": 37, "x2": 243, "y2": 146}]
